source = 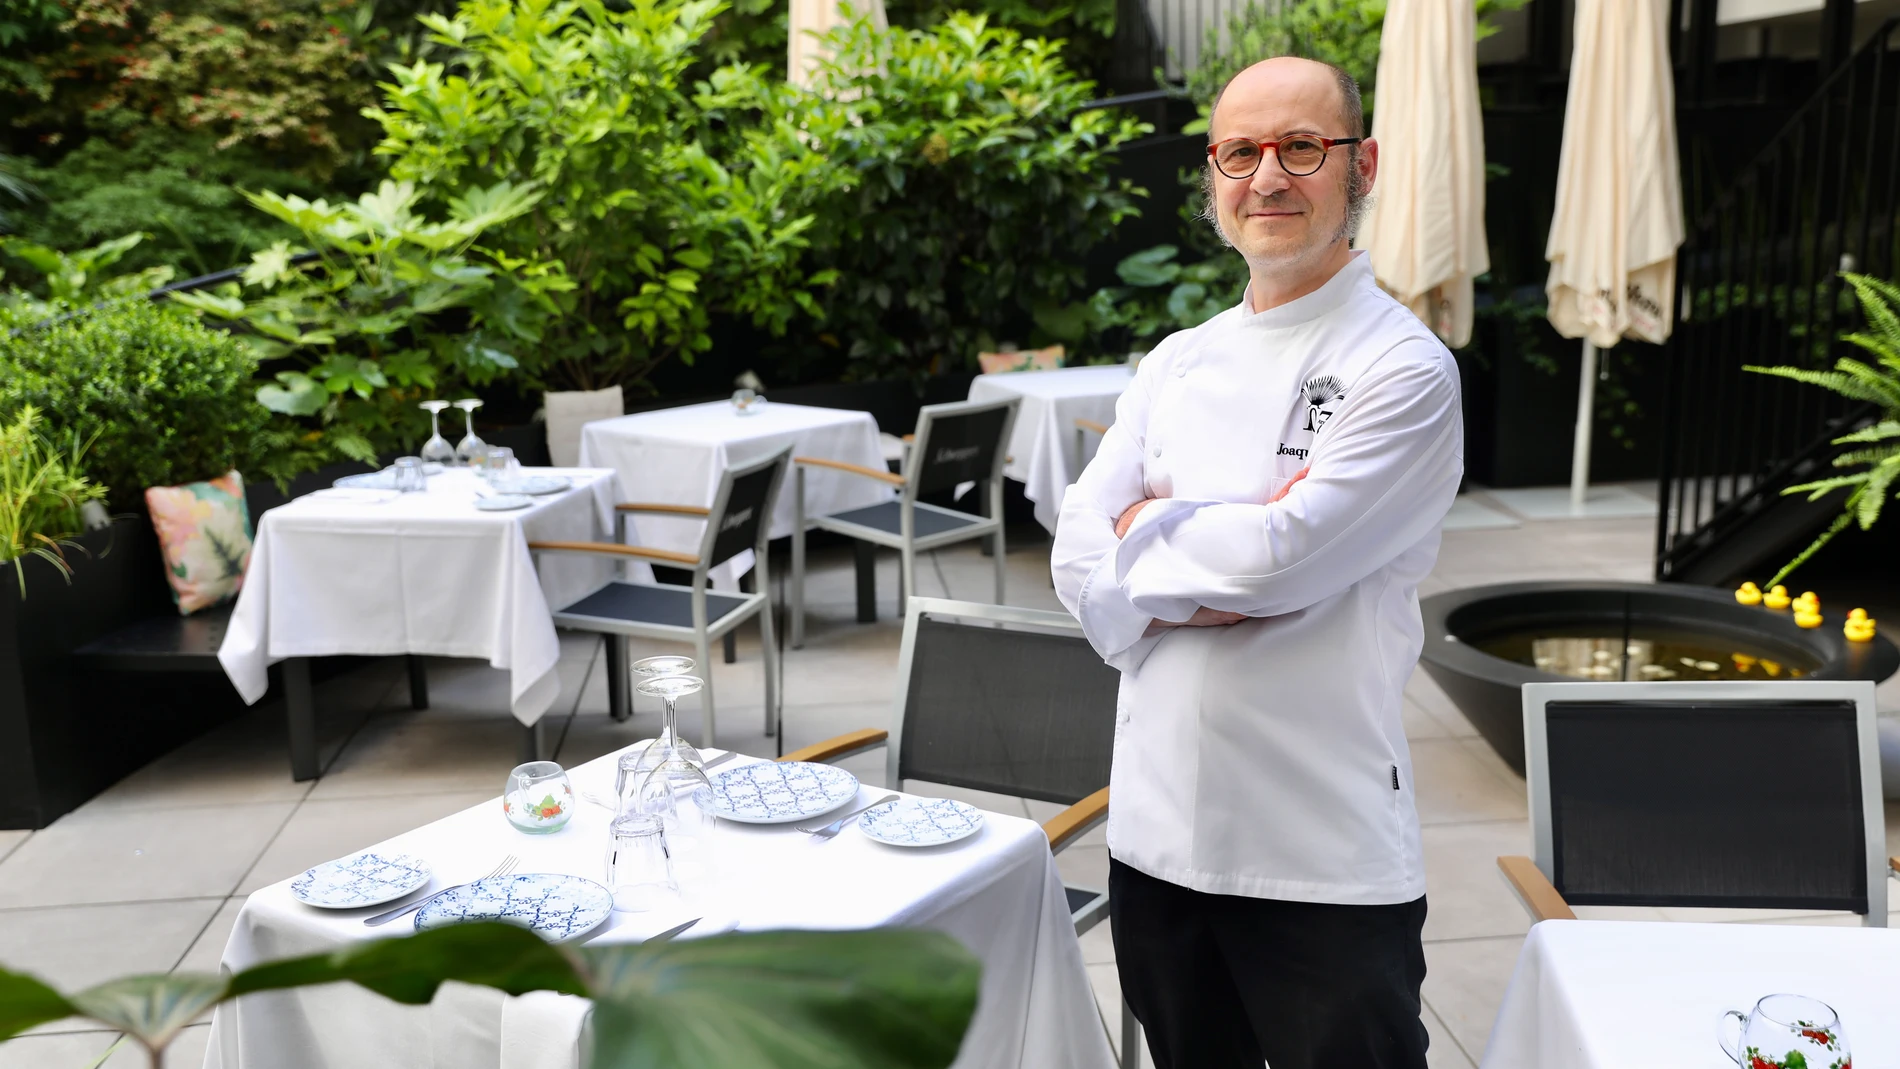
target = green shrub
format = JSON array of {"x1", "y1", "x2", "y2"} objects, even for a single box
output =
[
  {"x1": 0, "y1": 300, "x2": 306, "y2": 509},
  {"x1": 0, "y1": 405, "x2": 105, "y2": 595},
  {"x1": 781, "y1": 12, "x2": 1149, "y2": 381}
]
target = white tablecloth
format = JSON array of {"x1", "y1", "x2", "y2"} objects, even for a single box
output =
[
  {"x1": 1483, "y1": 920, "x2": 1900, "y2": 1068},
  {"x1": 203, "y1": 745, "x2": 1115, "y2": 1069},
  {"x1": 578, "y1": 401, "x2": 893, "y2": 586},
  {"x1": 217, "y1": 469, "x2": 637, "y2": 726},
  {"x1": 967, "y1": 365, "x2": 1133, "y2": 532}
]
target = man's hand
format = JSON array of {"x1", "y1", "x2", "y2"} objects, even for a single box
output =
[
  {"x1": 1115, "y1": 498, "x2": 1159, "y2": 539},
  {"x1": 1269, "y1": 466, "x2": 1310, "y2": 503}
]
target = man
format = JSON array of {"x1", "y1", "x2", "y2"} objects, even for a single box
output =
[{"x1": 1051, "y1": 56, "x2": 1463, "y2": 1069}]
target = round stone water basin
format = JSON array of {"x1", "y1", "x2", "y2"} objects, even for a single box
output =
[{"x1": 1418, "y1": 581, "x2": 1899, "y2": 775}]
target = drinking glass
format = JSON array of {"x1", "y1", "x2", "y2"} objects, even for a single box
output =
[
  {"x1": 1719, "y1": 994, "x2": 1849, "y2": 1069},
  {"x1": 624, "y1": 659, "x2": 705, "y2": 786},
  {"x1": 392, "y1": 456, "x2": 426, "y2": 493},
  {"x1": 502, "y1": 760, "x2": 573, "y2": 834},
  {"x1": 731, "y1": 388, "x2": 759, "y2": 415},
  {"x1": 604, "y1": 814, "x2": 678, "y2": 912},
  {"x1": 633, "y1": 760, "x2": 721, "y2": 892},
  {"x1": 484, "y1": 446, "x2": 519, "y2": 489},
  {"x1": 454, "y1": 399, "x2": 486, "y2": 466},
  {"x1": 419, "y1": 400, "x2": 455, "y2": 466}
]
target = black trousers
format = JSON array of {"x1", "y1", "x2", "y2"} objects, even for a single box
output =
[{"x1": 1110, "y1": 858, "x2": 1429, "y2": 1069}]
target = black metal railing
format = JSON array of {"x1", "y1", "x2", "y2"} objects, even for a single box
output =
[{"x1": 1654, "y1": 18, "x2": 1900, "y2": 582}]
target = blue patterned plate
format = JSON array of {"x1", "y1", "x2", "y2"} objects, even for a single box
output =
[
  {"x1": 692, "y1": 760, "x2": 860, "y2": 824},
  {"x1": 859, "y1": 798, "x2": 983, "y2": 847},
  {"x1": 291, "y1": 851, "x2": 432, "y2": 909},
  {"x1": 474, "y1": 493, "x2": 533, "y2": 511},
  {"x1": 414, "y1": 873, "x2": 613, "y2": 941}
]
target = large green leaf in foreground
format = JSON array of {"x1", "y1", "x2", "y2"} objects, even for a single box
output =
[{"x1": 0, "y1": 924, "x2": 980, "y2": 1069}]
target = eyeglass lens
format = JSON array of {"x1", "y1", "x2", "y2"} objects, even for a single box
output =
[{"x1": 1215, "y1": 136, "x2": 1330, "y2": 179}]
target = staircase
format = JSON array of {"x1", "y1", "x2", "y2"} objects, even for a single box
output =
[{"x1": 1654, "y1": 18, "x2": 1900, "y2": 585}]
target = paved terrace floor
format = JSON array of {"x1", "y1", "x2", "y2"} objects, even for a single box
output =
[{"x1": 3, "y1": 482, "x2": 1897, "y2": 1068}]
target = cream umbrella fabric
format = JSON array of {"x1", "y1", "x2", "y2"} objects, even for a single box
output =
[
  {"x1": 1545, "y1": 0, "x2": 1684, "y2": 509},
  {"x1": 1359, "y1": 0, "x2": 1490, "y2": 349},
  {"x1": 1544, "y1": 0, "x2": 1684, "y2": 348},
  {"x1": 788, "y1": 0, "x2": 887, "y2": 89}
]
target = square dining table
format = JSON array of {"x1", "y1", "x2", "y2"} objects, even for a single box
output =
[
  {"x1": 217, "y1": 467, "x2": 638, "y2": 736},
  {"x1": 966, "y1": 364, "x2": 1134, "y2": 533},
  {"x1": 1482, "y1": 919, "x2": 1900, "y2": 1068},
  {"x1": 202, "y1": 743, "x2": 1117, "y2": 1069},
  {"x1": 578, "y1": 400, "x2": 894, "y2": 587}
]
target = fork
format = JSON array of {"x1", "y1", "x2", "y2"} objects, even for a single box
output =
[
  {"x1": 364, "y1": 854, "x2": 519, "y2": 926},
  {"x1": 797, "y1": 795, "x2": 900, "y2": 840}
]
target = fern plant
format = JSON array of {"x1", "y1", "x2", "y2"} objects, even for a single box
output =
[
  {"x1": 1745, "y1": 272, "x2": 1900, "y2": 586},
  {"x1": 0, "y1": 405, "x2": 106, "y2": 597}
]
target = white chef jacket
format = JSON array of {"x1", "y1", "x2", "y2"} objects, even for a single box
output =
[{"x1": 1052, "y1": 251, "x2": 1463, "y2": 905}]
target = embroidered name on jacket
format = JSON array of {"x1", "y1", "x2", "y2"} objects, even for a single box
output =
[{"x1": 1301, "y1": 374, "x2": 1346, "y2": 432}]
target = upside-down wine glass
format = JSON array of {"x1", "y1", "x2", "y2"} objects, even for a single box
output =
[
  {"x1": 454, "y1": 398, "x2": 486, "y2": 467},
  {"x1": 627, "y1": 669, "x2": 707, "y2": 796},
  {"x1": 419, "y1": 400, "x2": 455, "y2": 466},
  {"x1": 613, "y1": 657, "x2": 703, "y2": 807}
]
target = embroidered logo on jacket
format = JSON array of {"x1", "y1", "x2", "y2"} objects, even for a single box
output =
[{"x1": 1301, "y1": 374, "x2": 1346, "y2": 432}]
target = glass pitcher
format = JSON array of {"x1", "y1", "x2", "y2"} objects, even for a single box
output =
[
  {"x1": 1719, "y1": 994, "x2": 1850, "y2": 1069},
  {"x1": 502, "y1": 760, "x2": 573, "y2": 834}
]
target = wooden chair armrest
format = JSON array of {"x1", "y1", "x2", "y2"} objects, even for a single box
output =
[
  {"x1": 614, "y1": 502, "x2": 712, "y2": 517},
  {"x1": 793, "y1": 456, "x2": 906, "y2": 486},
  {"x1": 1890, "y1": 855, "x2": 1899, "y2": 876},
  {"x1": 1074, "y1": 418, "x2": 1109, "y2": 435},
  {"x1": 526, "y1": 540, "x2": 701, "y2": 567},
  {"x1": 1497, "y1": 855, "x2": 1576, "y2": 922},
  {"x1": 778, "y1": 728, "x2": 890, "y2": 765},
  {"x1": 901, "y1": 434, "x2": 915, "y2": 443},
  {"x1": 1043, "y1": 787, "x2": 1109, "y2": 854}
]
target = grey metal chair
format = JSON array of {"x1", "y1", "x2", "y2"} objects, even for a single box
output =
[
  {"x1": 1500, "y1": 680, "x2": 1891, "y2": 926},
  {"x1": 789, "y1": 397, "x2": 1020, "y2": 647},
  {"x1": 527, "y1": 447, "x2": 791, "y2": 747},
  {"x1": 778, "y1": 596, "x2": 1143, "y2": 1068}
]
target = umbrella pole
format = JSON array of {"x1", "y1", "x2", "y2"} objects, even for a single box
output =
[{"x1": 1569, "y1": 339, "x2": 1599, "y2": 513}]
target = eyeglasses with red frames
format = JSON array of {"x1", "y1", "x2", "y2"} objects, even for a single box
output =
[{"x1": 1207, "y1": 135, "x2": 1364, "y2": 180}]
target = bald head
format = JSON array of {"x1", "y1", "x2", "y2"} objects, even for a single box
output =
[{"x1": 1210, "y1": 57, "x2": 1363, "y2": 142}]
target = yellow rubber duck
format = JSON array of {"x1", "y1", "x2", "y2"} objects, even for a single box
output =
[
  {"x1": 1763, "y1": 585, "x2": 1792, "y2": 610},
  {"x1": 1792, "y1": 591, "x2": 1821, "y2": 615},
  {"x1": 1844, "y1": 608, "x2": 1877, "y2": 643},
  {"x1": 1795, "y1": 606, "x2": 1824, "y2": 629},
  {"x1": 1735, "y1": 582, "x2": 1763, "y2": 606},
  {"x1": 1732, "y1": 653, "x2": 1757, "y2": 672},
  {"x1": 1761, "y1": 659, "x2": 1783, "y2": 677}
]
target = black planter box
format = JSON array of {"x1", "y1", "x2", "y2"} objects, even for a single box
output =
[{"x1": 0, "y1": 518, "x2": 252, "y2": 828}]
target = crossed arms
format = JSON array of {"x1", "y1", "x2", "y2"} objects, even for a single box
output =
[{"x1": 1051, "y1": 349, "x2": 1463, "y2": 667}]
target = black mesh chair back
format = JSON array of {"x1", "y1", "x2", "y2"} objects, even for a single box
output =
[
  {"x1": 1536, "y1": 691, "x2": 1880, "y2": 916},
  {"x1": 702, "y1": 448, "x2": 790, "y2": 570},
  {"x1": 892, "y1": 599, "x2": 1120, "y2": 804},
  {"x1": 909, "y1": 400, "x2": 1017, "y2": 498}
]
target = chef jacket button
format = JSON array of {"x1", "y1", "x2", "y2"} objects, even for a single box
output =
[
  {"x1": 1152, "y1": 447, "x2": 1162, "y2": 458},
  {"x1": 1175, "y1": 365, "x2": 1187, "y2": 378}
]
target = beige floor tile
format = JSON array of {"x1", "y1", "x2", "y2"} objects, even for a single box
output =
[
  {"x1": 1420, "y1": 935, "x2": 1526, "y2": 1062},
  {"x1": 1410, "y1": 740, "x2": 1527, "y2": 826},
  {"x1": 1054, "y1": 843, "x2": 1109, "y2": 893},
  {"x1": 1423, "y1": 999, "x2": 1477, "y2": 1069},
  {"x1": 306, "y1": 715, "x2": 526, "y2": 800},
  {"x1": 1567, "y1": 904, "x2": 1670, "y2": 921},
  {"x1": 0, "y1": 1030, "x2": 129, "y2": 1069},
  {"x1": 1078, "y1": 920, "x2": 1116, "y2": 965},
  {"x1": 1404, "y1": 668, "x2": 1481, "y2": 738},
  {"x1": 176, "y1": 896, "x2": 245, "y2": 975},
  {"x1": 1403, "y1": 697, "x2": 1457, "y2": 740},
  {"x1": 83, "y1": 708, "x2": 317, "y2": 813},
  {"x1": 164, "y1": 1024, "x2": 211, "y2": 1069},
  {"x1": 0, "y1": 899, "x2": 222, "y2": 1032},
  {"x1": 1087, "y1": 962, "x2": 1157, "y2": 1068},
  {"x1": 238, "y1": 790, "x2": 493, "y2": 894},
  {"x1": 0, "y1": 804, "x2": 295, "y2": 908},
  {"x1": 0, "y1": 831, "x2": 27, "y2": 866},
  {"x1": 1422, "y1": 822, "x2": 1535, "y2": 942}
]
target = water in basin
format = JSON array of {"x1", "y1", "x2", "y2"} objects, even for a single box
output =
[{"x1": 1472, "y1": 625, "x2": 1821, "y2": 681}]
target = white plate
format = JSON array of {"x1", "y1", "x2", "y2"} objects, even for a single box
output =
[
  {"x1": 490, "y1": 475, "x2": 571, "y2": 496},
  {"x1": 858, "y1": 798, "x2": 983, "y2": 847},
  {"x1": 414, "y1": 873, "x2": 613, "y2": 941},
  {"x1": 692, "y1": 761, "x2": 860, "y2": 824},
  {"x1": 334, "y1": 464, "x2": 443, "y2": 490},
  {"x1": 291, "y1": 851, "x2": 432, "y2": 909},
  {"x1": 474, "y1": 493, "x2": 533, "y2": 511}
]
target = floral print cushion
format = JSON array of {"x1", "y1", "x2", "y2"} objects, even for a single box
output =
[{"x1": 145, "y1": 470, "x2": 253, "y2": 615}]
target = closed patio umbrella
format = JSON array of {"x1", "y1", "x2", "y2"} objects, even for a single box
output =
[
  {"x1": 1545, "y1": 0, "x2": 1684, "y2": 511},
  {"x1": 1358, "y1": 0, "x2": 1489, "y2": 349},
  {"x1": 788, "y1": 0, "x2": 887, "y2": 88}
]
